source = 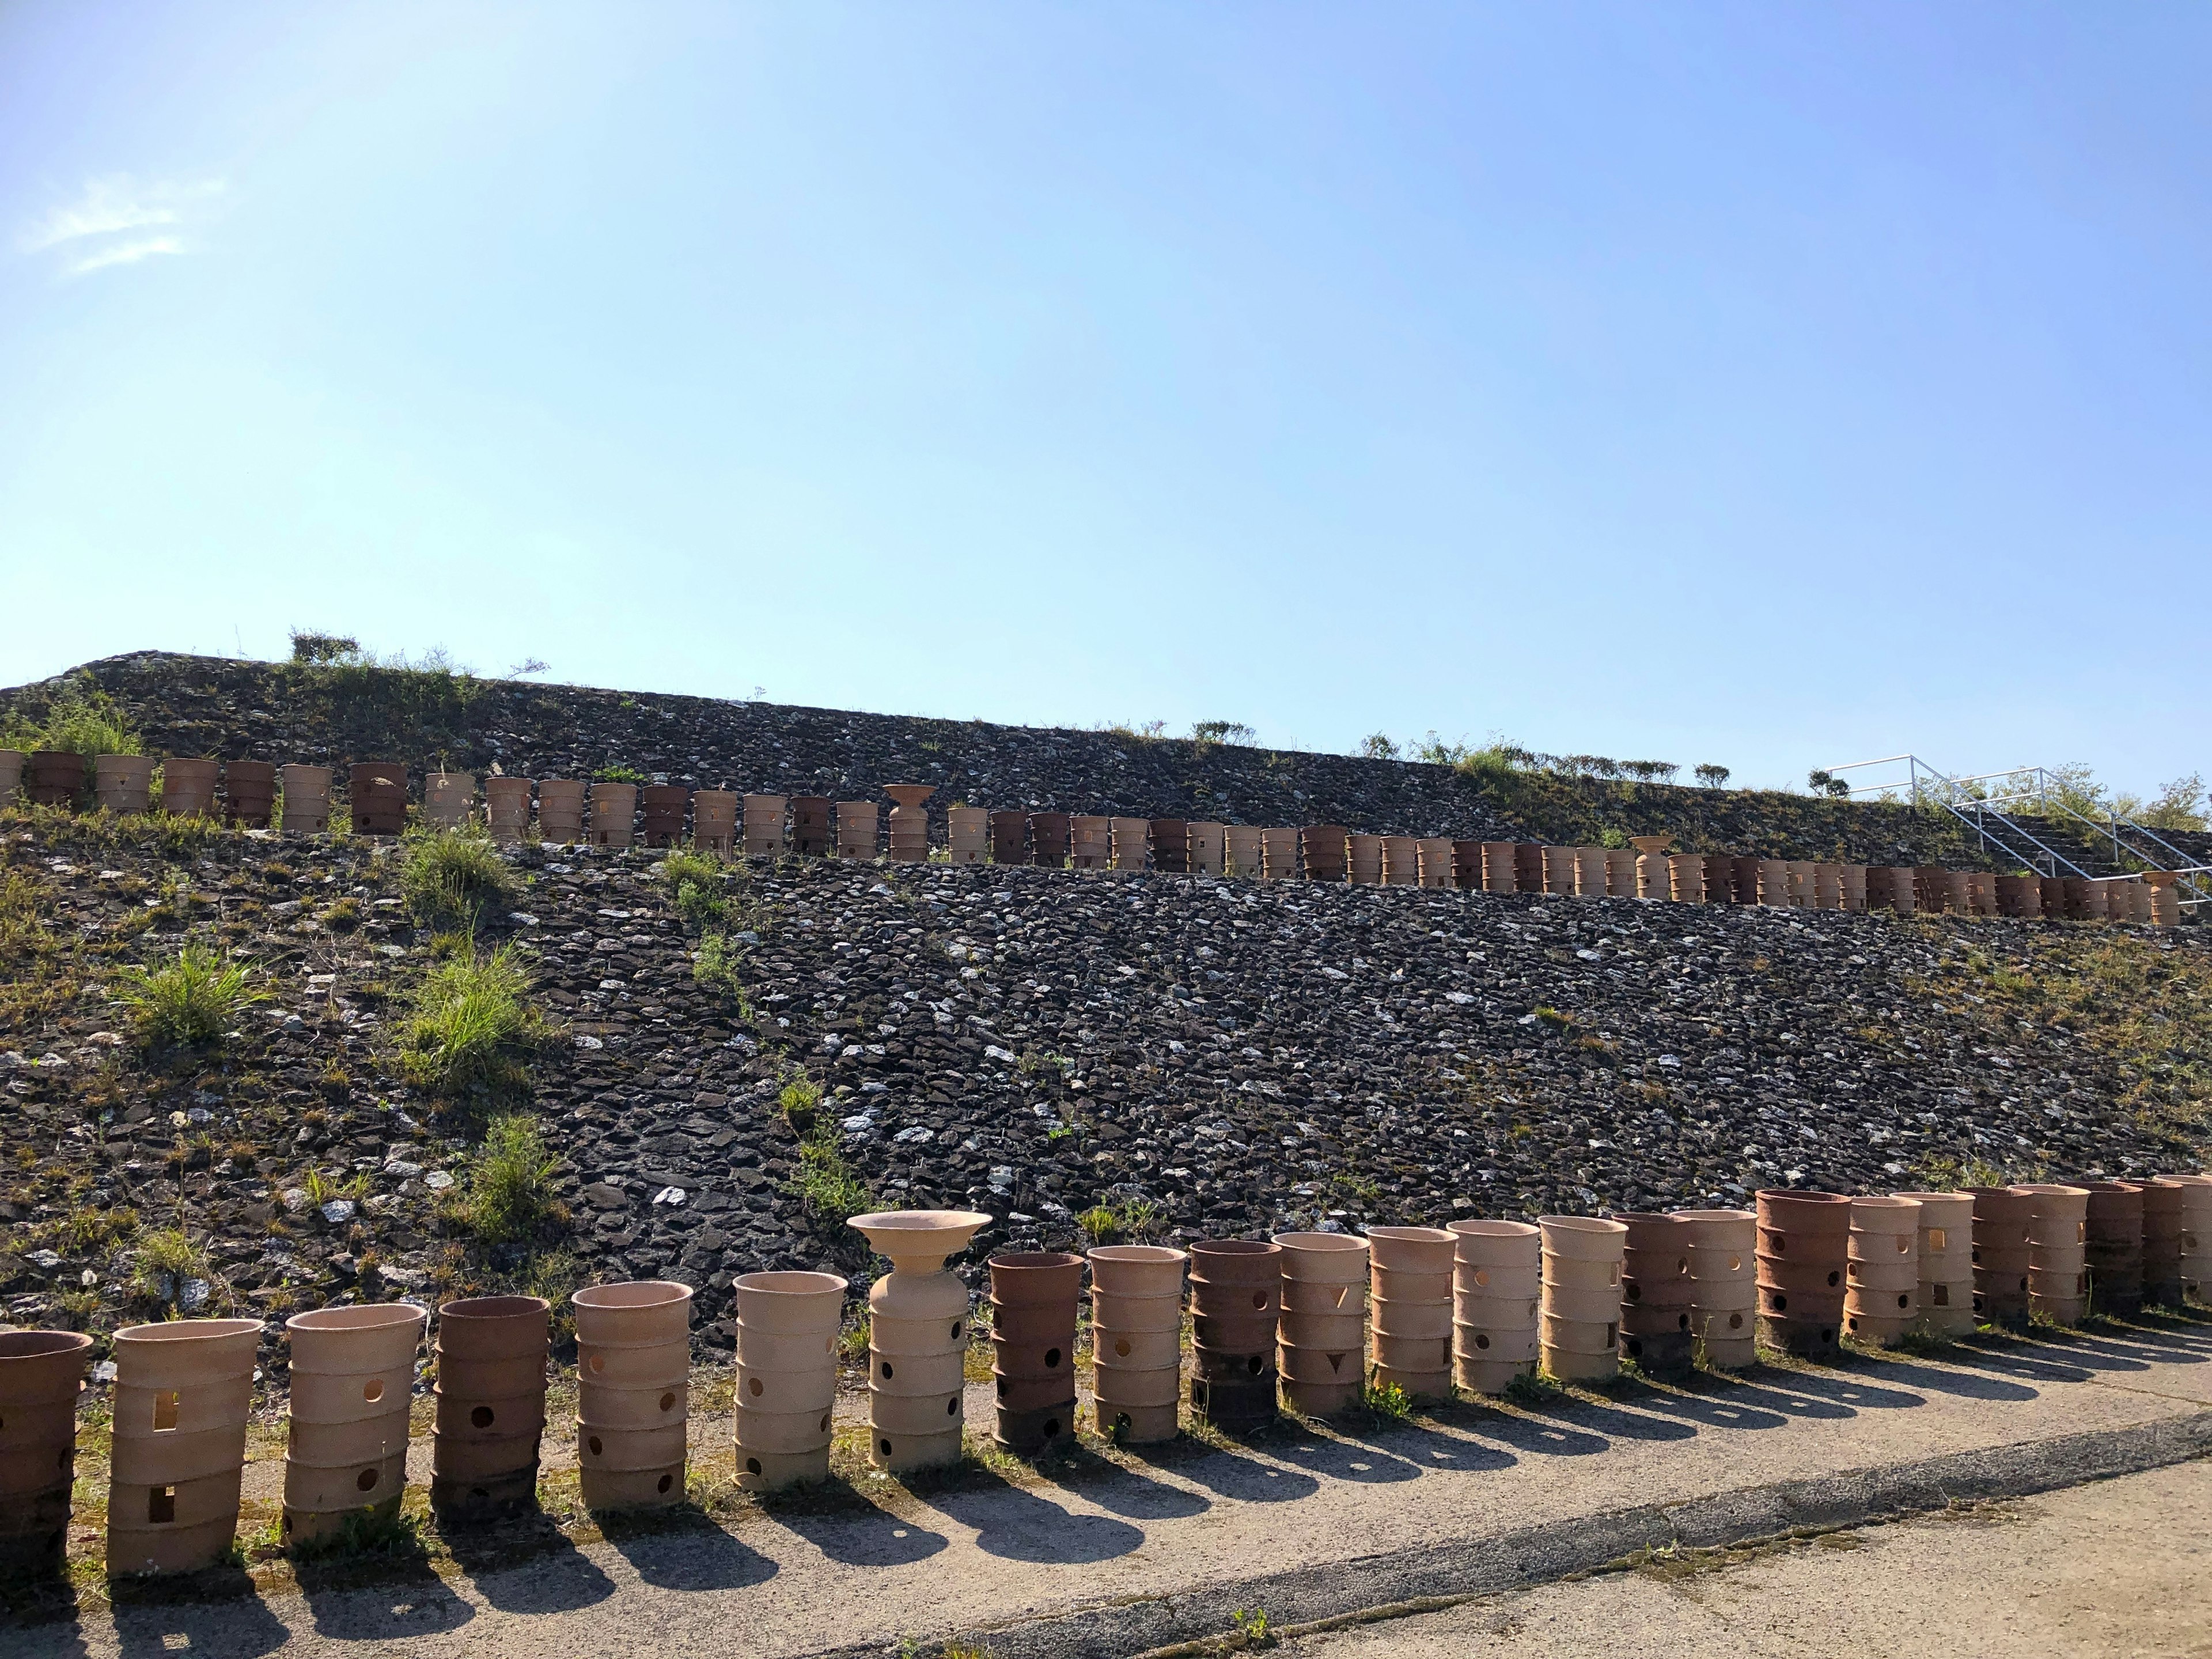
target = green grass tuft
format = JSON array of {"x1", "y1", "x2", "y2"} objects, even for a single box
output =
[
  {"x1": 112, "y1": 944, "x2": 268, "y2": 1047},
  {"x1": 398, "y1": 944, "x2": 545, "y2": 1096},
  {"x1": 451, "y1": 1115, "x2": 561, "y2": 1244},
  {"x1": 399, "y1": 830, "x2": 519, "y2": 928}
]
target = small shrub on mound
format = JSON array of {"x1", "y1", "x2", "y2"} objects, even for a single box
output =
[
  {"x1": 399, "y1": 945, "x2": 544, "y2": 1096},
  {"x1": 113, "y1": 944, "x2": 268, "y2": 1047},
  {"x1": 451, "y1": 1115, "x2": 562, "y2": 1244},
  {"x1": 399, "y1": 830, "x2": 518, "y2": 927}
]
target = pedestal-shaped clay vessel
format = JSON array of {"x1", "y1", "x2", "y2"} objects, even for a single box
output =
[
  {"x1": 1190, "y1": 822, "x2": 1227, "y2": 877},
  {"x1": 1969, "y1": 1185, "x2": 2033, "y2": 1327},
  {"x1": 1110, "y1": 817, "x2": 1150, "y2": 873},
  {"x1": 1381, "y1": 836, "x2": 1419, "y2": 887},
  {"x1": 836, "y1": 801, "x2": 880, "y2": 860},
  {"x1": 282, "y1": 1304, "x2": 425, "y2": 1546},
  {"x1": 851, "y1": 1210, "x2": 992, "y2": 1472},
  {"x1": 1479, "y1": 842, "x2": 1518, "y2": 895},
  {"x1": 1629, "y1": 836, "x2": 1673, "y2": 902},
  {"x1": 1347, "y1": 835, "x2": 1383, "y2": 885},
  {"x1": 1030, "y1": 812, "x2": 1072, "y2": 868},
  {"x1": 108, "y1": 1318, "x2": 260, "y2": 1575},
  {"x1": 2016, "y1": 1184, "x2": 2090, "y2": 1326},
  {"x1": 1539, "y1": 1217, "x2": 1627, "y2": 1382},
  {"x1": 1302, "y1": 826, "x2": 1349, "y2": 883},
  {"x1": 1755, "y1": 1190, "x2": 1850, "y2": 1358},
  {"x1": 95, "y1": 755, "x2": 155, "y2": 815},
  {"x1": 1273, "y1": 1233, "x2": 1368, "y2": 1416},
  {"x1": 1891, "y1": 1191, "x2": 1974, "y2": 1338},
  {"x1": 0, "y1": 749, "x2": 22, "y2": 809},
  {"x1": 638, "y1": 786, "x2": 690, "y2": 849},
  {"x1": 1224, "y1": 825, "x2": 1263, "y2": 880},
  {"x1": 2081, "y1": 1181, "x2": 2145, "y2": 1316},
  {"x1": 789, "y1": 796, "x2": 832, "y2": 857},
  {"x1": 1416, "y1": 838, "x2": 1455, "y2": 889},
  {"x1": 535, "y1": 779, "x2": 586, "y2": 843},
  {"x1": 25, "y1": 751, "x2": 84, "y2": 808},
  {"x1": 1187, "y1": 1239, "x2": 1281, "y2": 1432},
  {"x1": 1667, "y1": 854, "x2": 1706, "y2": 905},
  {"x1": 2139, "y1": 1177, "x2": 2187, "y2": 1308},
  {"x1": 431, "y1": 1296, "x2": 548, "y2": 1520},
  {"x1": 1088, "y1": 1245, "x2": 1186, "y2": 1443},
  {"x1": 988, "y1": 1253, "x2": 1082, "y2": 1453},
  {"x1": 1364, "y1": 1227, "x2": 1455, "y2": 1399},
  {"x1": 425, "y1": 772, "x2": 476, "y2": 831},
  {"x1": 1843, "y1": 1195, "x2": 1922, "y2": 1347},
  {"x1": 0, "y1": 1330, "x2": 92, "y2": 1575},
  {"x1": 885, "y1": 785, "x2": 934, "y2": 862},
  {"x1": 1260, "y1": 827, "x2": 1300, "y2": 881},
  {"x1": 589, "y1": 782, "x2": 638, "y2": 850},
  {"x1": 573, "y1": 1281, "x2": 692, "y2": 1510},
  {"x1": 733, "y1": 1270, "x2": 845, "y2": 1490},
  {"x1": 946, "y1": 806, "x2": 988, "y2": 865},
  {"x1": 1613, "y1": 1212, "x2": 1695, "y2": 1378},
  {"x1": 347, "y1": 762, "x2": 408, "y2": 835},
  {"x1": 1149, "y1": 819, "x2": 1190, "y2": 874},
  {"x1": 279, "y1": 765, "x2": 332, "y2": 834},
  {"x1": 2162, "y1": 1174, "x2": 2212, "y2": 1302},
  {"x1": 1672, "y1": 1209, "x2": 1757, "y2": 1369},
  {"x1": 1448, "y1": 1219, "x2": 1540, "y2": 1393},
  {"x1": 161, "y1": 757, "x2": 220, "y2": 818},
  {"x1": 741, "y1": 794, "x2": 787, "y2": 857},
  {"x1": 988, "y1": 810, "x2": 1028, "y2": 866},
  {"x1": 1071, "y1": 816, "x2": 1112, "y2": 871},
  {"x1": 692, "y1": 790, "x2": 737, "y2": 854},
  {"x1": 484, "y1": 778, "x2": 533, "y2": 844}
]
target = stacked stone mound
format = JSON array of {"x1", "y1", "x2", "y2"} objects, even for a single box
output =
[
  {"x1": 1088, "y1": 1245, "x2": 1187, "y2": 1444},
  {"x1": 574, "y1": 1281, "x2": 692, "y2": 1510},
  {"x1": 1676, "y1": 1209, "x2": 1757, "y2": 1369},
  {"x1": 1448, "y1": 1219, "x2": 1540, "y2": 1395},
  {"x1": 733, "y1": 1270, "x2": 846, "y2": 1491}
]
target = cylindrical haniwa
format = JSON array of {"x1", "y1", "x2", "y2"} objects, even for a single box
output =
[
  {"x1": 1514, "y1": 843, "x2": 1544, "y2": 892},
  {"x1": 1274, "y1": 1233, "x2": 1369, "y2": 1416},
  {"x1": 1448, "y1": 1219, "x2": 1540, "y2": 1394},
  {"x1": 484, "y1": 777, "x2": 533, "y2": 844},
  {"x1": 989, "y1": 1252, "x2": 1083, "y2": 1453},
  {"x1": 638, "y1": 785, "x2": 690, "y2": 849},
  {"x1": 741, "y1": 794, "x2": 788, "y2": 858},
  {"x1": 1416, "y1": 838, "x2": 1455, "y2": 889},
  {"x1": 1969, "y1": 1185, "x2": 2034, "y2": 1328},
  {"x1": 733, "y1": 1270, "x2": 846, "y2": 1491},
  {"x1": 1813, "y1": 863, "x2": 1843, "y2": 910},
  {"x1": 1150, "y1": 819, "x2": 1191, "y2": 874},
  {"x1": 95, "y1": 754, "x2": 155, "y2": 815},
  {"x1": 1891, "y1": 1191, "x2": 1975, "y2": 1338},
  {"x1": 885, "y1": 785, "x2": 934, "y2": 862},
  {"x1": 1756, "y1": 858, "x2": 1791, "y2": 907},
  {"x1": 1574, "y1": 847, "x2": 1609, "y2": 898},
  {"x1": 1539, "y1": 846, "x2": 1575, "y2": 896},
  {"x1": 851, "y1": 1210, "x2": 992, "y2": 1472},
  {"x1": 1260, "y1": 827, "x2": 1300, "y2": 881},
  {"x1": 108, "y1": 1317, "x2": 260, "y2": 1575},
  {"x1": 573, "y1": 1281, "x2": 692, "y2": 1510},
  {"x1": 1667, "y1": 854, "x2": 1706, "y2": 904},
  {"x1": 589, "y1": 782, "x2": 639, "y2": 849},
  {"x1": 2163, "y1": 1174, "x2": 2212, "y2": 1302},
  {"x1": 282, "y1": 1303, "x2": 426, "y2": 1546},
  {"x1": 1838, "y1": 864, "x2": 1868, "y2": 912},
  {"x1": 1189, "y1": 821, "x2": 1226, "y2": 877},
  {"x1": 1187, "y1": 1238, "x2": 1282, "y2": 1433},
  {"x1": 431, "y1": 1296, "x2": 550, "y2": 1520},
  {"x1": 1672, "y1": 1209, "x2": 1757, "y2": 1369},
  {"x1": 25, "y1": 751, "x2": 82, "y2": 808},
  {"x1": 425, "y1": 771, "x2": 476, "y2": 831},
  {"x1": 1071, "y1": 815, "x2": 1112, "y2": 870},
  {"x1": 837, "y1": 801, "x2": 880, "y2": 859},
  {"x1": 1381, "y1": 836, "x2": 1419, "y2": 887},
  {"x1": 1630, "y1": 836, "x2": 1673, "y2": 902},
  {"x1": 1347, "y1": 835, "x2": 1383, "y2": 885},
  {"x1": 1539, "y1": 1216, "x2": 1627, "y2": 1383},
  {"x1": 1613, "y1": 1212, "x2": 1695, "y2": 1378},
  {"x1": 1755, "y1": 1189, "x2": 1851, "y2": 1358},
  {"x1": 1843, "y1": 1195, "x2": 1922, "y2": 1347},
  {"x1": 278, "y1": 764, "x2": 332, "y2": 834},
  {"x1": 1111, "y1": 817, "x2": 1151, "y2": 873},
  {"x1": 790, "y1": 796, "x2": 833, "y2": 856},
  {"x1": 2081, "y1": 1181, "x2": 2145, "y2": 1316},
  {"x1": 1030, "y1": 812, "x2": 1072, "y2": 868},
  {"x1": 0, "y1": 1330, "x2": 92, "y2": 1575},
  {"x1": 988, "y1": 810, "x2": 1028, "y2": 866},
  {"x1": 2145, "y1": 873, "x2": 2182, "y2": 929},
  {"x1": 1364, "y1": 1226, "x2": 1455, "y2": 1400},
  {"x1": 346, "y1": 762, "x2": 407, "y2": 835},
  {"x1": 1605, "y1": 847, "x2": 1638, "y2": 897},
  {"x1": 1479, "y1": 842, "x2": 1518, "y2": 894},
  {"x1": 536, "y1": 778, "x2": 586, "y2": 843},
  {"x1": 0, "y1": 749, "x2": 22, "y2": 809},
  {"x1": 2139, "y1": 1177, "x2": 2187, "y2": 1308},
  {"x1": 1088, "y1": 1245, "x2": 1187, "y2": 1444},
  {"x1": 161, "y1": 756, "x2": 220, "y2": 818},
  {"x1": 1301, "y1": 825, "x2": 1349, "y2": 883},
  {"x1": 946, "y1": 805, "x2": 988, "y2": 865},
  {"x1": 692, "y1": 789, "x2": 738, "y2": 854},
  {"x1": 2017, "y1": 1184, "x2": 2090, "y2": 1327},
  {"x1": 1452, "y1": 840, "x2": 1483, "y2": 890},
  {"x1": 1224, "y1": 824, "x2": 1263, "y2": 880}
]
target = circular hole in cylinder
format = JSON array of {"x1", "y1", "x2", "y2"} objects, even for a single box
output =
[
  {"x1": 1045, "y1": 1347, "x2": 1062, "y2": 1368},
  {"x1": 590, "y1": 1354, "x2": 605, "y2": 1374},
  {"x1": 746, "y1": 1457, "x2": 762, "y2": 1475},
  {"x1": 1474, "y1": 1332, "x2": 1490, "y2": 1350},
  {"x1": 1113, "y1": 1338, "x2": 1131, "y2": 1358},
  {"x1": 471, "y1": 1406, "x2": 495, "y2": 1429},
  {"x1": 363, "y1": 1380, "x2": 383, "y2": 1403},
  {"x1": 357, "y1": 1467, "x2": 379, "y2": 1492},
  {"x1": 946, "y1": 1396, "x2": 959, "y2": 1416},
  {"x1": 748, "y1": 1377, "x2": 764, "y2": 1397},
  {"x1": 589, "y1": 1436, "x2": 603, "y2": 1456},
  {"x1": 660, "y1": 1391, "x2": 676, "y2": 1412},
  {"x1": 880, "y1": 1361, "x2": 894, "y2": 1380},
  {"x1": 657, "y1": 1474, "x2": 673, "y2": 1494}
]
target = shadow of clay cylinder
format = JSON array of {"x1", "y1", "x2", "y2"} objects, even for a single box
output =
[
  {"x1": 0, "y1": 1330, "x2": 92, "y2": 1575},
  {"x1": 109, "y1": 1318, "x2": 260, "y2": 1575},
  {"x1": 852, "y1": 1210, "x2": 991, "y2": 1472},
  {"x1": 282, "y1": 1304, "x2": 425, "y2": 1546},
  {"x1": 734, "y1": 1270, "x2": 846, "y2": 1491}
]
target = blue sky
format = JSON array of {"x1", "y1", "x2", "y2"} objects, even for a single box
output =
[{"x1": 2, "y1": 3, "x2": 2206, "y2": 793}]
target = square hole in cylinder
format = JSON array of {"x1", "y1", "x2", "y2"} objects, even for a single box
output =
[
  {"x1": 149, "y1": 1486, "x2": 176, "y2": 1524},
  {"x1": 153, "y1": 1391, "x2": 180, "y2": 1432}
]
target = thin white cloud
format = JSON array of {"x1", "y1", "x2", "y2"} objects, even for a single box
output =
[
  {"x1": 19, "y1": 175, "x2": 228, "y2": 276},
  {"x1": 65, "y1": 234, "x2": 187, "y2": 276}
]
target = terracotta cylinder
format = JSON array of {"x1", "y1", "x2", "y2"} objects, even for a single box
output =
[
  {"x1": 425, "y1": 772, "x2": 476, "y2": 832},
  {"x1": 212, "y1": 757, "x2": 271, "y2": 827},
  {"x1": 1612, "y1": 1213, "x2": 1695, "y2": 1378},
  {"x1": 1479, "y1": 842, "x2": 1518, "y2": 894},
  {"x1": 1507, "y1": 843, "x2": 1539, "y2": 891},
  {"x1": 1863, "y1": 866, "x2": 1897, "y2": 913},
  {"x1": 1089, "y1": 1245, "x2": 1187, "y2": 1444},
  {"x1": 1836, "y1": 864, "x2": 1868, "y2": 912},
  {"x1": 2016, "y1": 1184, "x2": 2090, "y2": 1325},
  {"x1": 988, "y1": 1253, "x2": 1082, "y2": 1453},
  {"x1": 836, "y1": 801, "x2": 880, "y2": 860},
  {"x1": 1451, "y1": 840, "x2": 1483, "y2": 889},
  {"x1": 535, "y1": 779, "x2": 585, "y2": 843},
  {"x1": 153, "y1": 756, "x2": 216, "y2": 819},
  {"x1": 988, "y1": 810, "x2": 1028, "y2": 865},
  {"x1": 430, "y1": 1296, "x2": 549, "y2": 1520},
  {"x1": 2081, "y1": 1181, "x2": 2145, "y2": 1315},
  {"x1": 2146, "y1": 873, "x2": 2182, "y2": 929},
  {"x1": 1698, "y1": 854, "x2": 1735, "y2": 904},
  {"x1": 482, "y1": 778, "x2": 532, "y2": 844},
  {"x1": 1806, "y1": 863, "x2": 1837, "y2": 909},
  {"x1": 1347, "y1": 835, "x2": 1383, "y2": 885},
  {"x1": 885, "y1": 785, "x2": 933, "y2": 862},
  {"x1": 0, "y1": 749, "x2": 21, "y2": 808},
  {"x1": 1273, "y1": 1234, "x2": 1369, "y2": 1416},
  {"x1": 1889, "y1": 1190, "x2": 1975, "y2": 1337},
  {"x1": 946, "y1": 805, "x2": 988, "y2": 865},
  {"x1": 733, "y1": 794, "x2": 784, "y2": 858},
  {"x1": 1377, "y1": 836, "x2": 1416, "y2": 887},
  {"x1": 1753, "y1": 858, "x2": 1790, "y2": 907},
  {"x1": 1223, "y1": 824, "x2": 1262, "y2": 878},
  {"x1": 1189, "y1": 821, "x2": 1226, "y2": 876},
  {"x1": 25, "y1": 751, "x2": 84, "y2": 808},
  {"x1": 1149, "y1": 819, "x2": 1190, "y2": 874},
  {"x1": 276, "y1": 764, "x2": 331, "y2": 834},
  {"x1": 2163, "y1": 1175, "x2": 2212, "y2": 1302},
  {"x1": 1447, "y1": 1220, "x2": 1540, "y2": 1393},
  {"x1": 0, "y1": 1330, "x2": 92, "y2": 1575},
  {"x1": 733, "y1": 1271, "x2": 844, "y2": 1490},
  {"x1": 1110, "y1": 817, "x2": 1151, "y2": 873},
  {"x1": 638, "y1": 786, "x2": 690, "y2": 849},
  {"x1": 1672, "y1": 1209, "x2": 1757, "y2": 1369},
  {"x1": 2139, "y1": 1177, "x2": 2187, "y2": 1308},
  {"x1": 1536, "y1": 846, "x2": 1573, "y2": 896},
  {"x1": 1071, "y1": 816, "x2": 1112, "y2": 870},
  {"x1": 1363, "y1": 1227, "x2": 1455, "y2": 1399},
  {"x1": 1911, "y1": 868, "x2": 1947, "y2": 913},
  {"x1": 1569, "y1": 847, "x2": 1607, "y2": 898},
  {"x1": 1968, "y1": 871, "x2": 1999, "y2": 916},
  {"x1": 689, "y1": 789, "x2": 737, "y2": 855},
  {"x1": 1187, "y1": 1240, "x2": 1282, "y2": 1431},
  {"x1": 1785, "y1": 859, "x2": 1815, "y2": 908},
  {"x1": 1843, "y1": 1196, "x2": 1922, "y2": 1347},
  {"x1": 1029, "y1": 812, "x2": 1071, "y2": 868},
  {"x1": 1994, "y1": 874, "x2": 2040, "y2": 918},
  {"x1": 1409, "y1": 838, "x2": 1450, "y2": 890},
  {"x1": 587, "y1": 782, "x2": 638, "y2": 849},
  {"x1": 852, "y1": 1210, "x2": 991, "y2": 1472},
  {"x1": 1539, "y1": 1217, "x2": 1626, "y2": 1382},
  {"x1": 1969, "y1": 1185, "x2": 2034, "y2": 1327},
  {"x1": 573, "y1": 1282, "x2": 692, "y2": 1510},
  {"x1": 1755, "y1": 1190, "x2": 1851, "y2": 1358},
  {"x1": 1667, "y1": 854, "x2": 1706, "y2": 905},
  {"x1": 2035, "y1": 876, "x2": 2066, "y2": 918},
  {"x1": 344, "y1": 762, "x2": 406, "y2": 835},
  {"x1": 789, "y1": 796, "x2": 832, "y2": 857},
  {"x1": 109, "y1": 1318, "x2": 260, "y2": 1575},
  {"x1": 95, "y1": 754, "x2": 156, "y2": 815},
  {"x1": 1302, "y1": 825, "x2": 1349, "y2": 882},
  {"x1": 282, "y1": 1304, "x2": 425, "y2": 1546},
  {"x1": 1261, "y1": 827, "x2": 1300, "y2": 881},
  {"x1": 2061, "y1": 878, "x2": 2104, "y2": 921},
  {"x1": 1590, "y1": 847, "x2": 1626, "y2": 897}
]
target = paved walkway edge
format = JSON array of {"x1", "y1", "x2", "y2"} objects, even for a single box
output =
[{"x1": 817, "y1": 1410, "x2": 2212, "y2": 1659}]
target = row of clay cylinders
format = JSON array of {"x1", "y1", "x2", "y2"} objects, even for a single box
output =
[
  {"x1": 1089, "y1": 1245, "x2": 1186, "y2": 1442},
  {"x1": 2177, "y1": 1177, "x2": 2212, "y2": 1301},
  {"x1": 0, "y1": 1331, "x2": 92, "y2": 1574},
  {"x1": 1449, "y1": 1220, "x2": 1538, "y2": 1394},
  {"x1": 947, "y1": 805, "x2": 987, "y2": 865},
  {"x1": 734, "y1": 1270, "x2": 846, "y2": 1490},
  {"x1": 109, "y1": 1317, "x2": 260, "y2": 1574},
  {"x1": 1678, "y1": 1209, "x2": 1757, "y2": 1369},
  {"x1": 575, "y1": 1281, "x2": 692, "y2": 1509},
  {"x1": 1187, "y1": 1239, "x2": 1281, "y2": 1431},
  {"x1": 283, "y1": 1305, "x2": 425, "y2": 1545},
  {"x1": 1971, "y1": 1185, "x2": 2034, "y2": 1327},
  {"x1": 1843, "y1": 1195, "x2": 1921, "y2": 1347},
  {"x1": 990, "y1": 1252, "x2": 1083, "y2": 1452},
  {"x1": 1276, "y1": 1233, "x2": 1368, "y2": 1414},
  {"x1": 1366, "y1": 1226, "x2": 1455, "y2": 1399},
  {"x1": 430, "y1": 1296, "x2": 548, "y2": 1519},
  {"x1": 1900, "y1": 1191, "x2": 1976, "y2": 1336},
  {"x1": 1540, "y1": 1217, "x2": 1626, "y2": 1382},
  {"x1": 854, "y1": 1209, "x2": 989, "y2": 1472},
  {"x1": 2020, "y1": 1184, "x2": 2090, "y2": 1325},
  {"x1": 1616, "y1": 1213, "x2": 1695, "y2": 1379},
  {"x1": 2082, "y1": 1181, "x2": 2145, "y2": 1315},
  {"x1": 86, "y1": 756, "x2": 279, "y2": 826},
  {"x1": 1755, "y1": 1190, "x2": 1851, "y2": 1358}
]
